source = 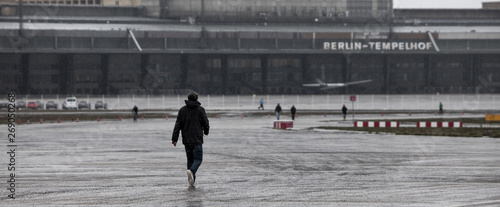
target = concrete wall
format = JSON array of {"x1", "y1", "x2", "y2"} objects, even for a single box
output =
[
  {"x1": 0, "y1": 4, "x2": 144, "y2": 16},
  {"x1": 140, "y1": 0, "x2": 159, "y2": 17},
  {"x1": 395, "y1": 9, "x2": 500, "y2": 19},
  {"x1": 483, "y1": 2, "x2": 500, "y2": 9}
]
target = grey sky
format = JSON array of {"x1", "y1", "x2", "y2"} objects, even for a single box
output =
[{"x1": 394, "y1": 0, "x2": 491, "y2": 8}]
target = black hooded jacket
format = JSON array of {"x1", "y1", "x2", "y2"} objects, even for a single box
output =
[{"x1": 172, "y1": 100, "x2": 210, "y2": 146}]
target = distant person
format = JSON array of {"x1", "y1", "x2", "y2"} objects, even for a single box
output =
[
  {"x1": 172, "y1": 91, "x2": 210, "y2": 187},
  {"x1": 275, "y1": 103, "x2": 282, "y2": 120},
  {"x1": 439, "y1": 102, "x2": 443, "y2": 115},
  {"x1": 342, "y1": 104, "x2": 348, "y2": 121},
  {"x1": 291, "y1": 105, "x2": 296, "y2": 121},
  {"x1": 132, "y1": 105, "x2": 138, "y2": 122},
  {"x1": 258, "y1": 98, "x2": 264, "y2": 110}
]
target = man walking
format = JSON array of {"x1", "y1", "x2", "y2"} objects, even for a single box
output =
[
  {"x1": 275, "y1": 103, "x2": 282, "y2": 120},
  {"x1": 439, "y1": 102, "x2": 443, "y2": 115},
  {"x1": 290, "y1": 105, "x2": 296, "y2": 121},
  {"x1": 172, "y1": 91, "x2": 210, "y2": 187},
  {"x1": 342, "y1": 104, "x2": 348, "y2": 121},
  {"x1": 132, "y1": 105, "x2": 138, "y2": 122}
]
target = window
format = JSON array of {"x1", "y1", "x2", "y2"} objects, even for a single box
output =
[
  {"x1": 301, "y1": 7, "x2": 307, "y2": 16},
  {"x1": 310, "y1": 7, "x2": 317, "y2": 16},
  {"x1": 280, "y1": 6, "x2": 286, "y2": 16},
  {"x1": 51, "y1": 75, "x2": 58, "y2": 84},
  {"x1": 207, "y1": 59, "x2": 221, "y2": 69},
  {"x1": 322, "y1": 7, "x2": 327, "y2": 17}
]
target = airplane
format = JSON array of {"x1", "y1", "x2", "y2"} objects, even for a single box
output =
[{"x1": 303, "y1": 79, "x2": 372, "y2": 90}]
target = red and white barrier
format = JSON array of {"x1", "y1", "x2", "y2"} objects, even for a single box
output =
[
  {"x1": 274, "y1": 120, "x2": 294, "y2": 129},
  {"x1": 354, "y1": 121, "x2": 399, "y2": 128},
  {"x1": 417, "y1": 122, "x2": 462, "y2": 128}
]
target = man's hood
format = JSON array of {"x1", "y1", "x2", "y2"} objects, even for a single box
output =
[{"x1": 185, "y1": 100, "x2": 201, "y2": 109}]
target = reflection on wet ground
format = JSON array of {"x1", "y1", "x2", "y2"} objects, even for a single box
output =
[{"x1": 2, "y1": 115, "x2": 500, "y2": 206}]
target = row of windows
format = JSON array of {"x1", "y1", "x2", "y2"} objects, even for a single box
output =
[
  {"x1": 435, "y1": 62, "x2": 464, "y2": 68},
  {"x1": 377, "y1": 0, "x2": 389, "y2": 10},
  {"x1": 434, "y1": 72, "x2": 468, "y2": 81},
  {"x1": 268, "y1": 72, "x2": 302, "y2": 82},
  {"x1": 391, "y1": 72, "x2": 424, "y2": 82},
  {"x1": 75, "y1": 88, "x2": 100, "y2": 94},
  {"x1": 393, "y1": 63, "x2": 425, "y2": 69},
  {"x1": 347, "y1": 0, "x2": 375, "y2": 8},
  {"x1": 109, "y1": 64, "x2": 141, "y2": 71},
  {"x1": 21, "y1": 0, "x2": 102, "y2": 5},
  {"x1": 0, "y1": 75, "x2": 21, "y2": 84},
  {"x1": 227, "y1": 71, "x2": 303, "y2": 82},
  {"x1": 270, "y1": 59, "x2": 301, "y2": 68},
  {"x1": 0, "y1": 64, "x2": 18, "y2": 71},
  {"x1": 28, "y1": 74, "x2": 59, "y2": 84},
  {"x1": 227, "y1": 59, "x2": 260, "y2": 69},
  {"x1": 30, "y1": 64, "x2": 59, "y2": 70},
  {"x1": 267, "y1": 6, "x2": 339, "y2": 17},
  {"x1": 75, "y1": 64, "x2": 100, "y2": 70},
  {"x1": 482, "y1": 63, "x2": 500, "y2": 69},
  {"x1": 108, "y1": 74, "x2": 139, "y2": 83},
  {"x1": 76, "y1": 74, "x2": 100, "y2": 83},
  {"x1": 207, "y1": 58, "x2": 302, "y2": 69}
]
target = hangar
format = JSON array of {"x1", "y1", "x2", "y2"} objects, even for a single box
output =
[{"x1": 0, "y1": 2, "x2": 499, "y2": 95}]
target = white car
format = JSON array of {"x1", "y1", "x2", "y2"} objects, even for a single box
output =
[{"x1": 62, "y1": 97, "x2": 78, "y2": 110}]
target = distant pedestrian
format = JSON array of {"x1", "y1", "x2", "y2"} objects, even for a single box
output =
[
  {"x1": 258, "y1": 98, "x2": 264, "y2": 110},
  {"x1": 132, "y1": 105, "x2": 138, "y2": 122},
  {"x1": 439, "y1": 102, "x2": 443, "y2": 115},
  {"x1": 342, "y1": 104, "x2": 348, "y2": 121},
  {"x1": 290, "y1": 105, "x2": 296, "y2": 121},
  {"x1": 172, "y1": 91, "x2": 210, "y2": 187},
  {"x1": 275, "y1": 103, "x2": 282, "y2": 120}
]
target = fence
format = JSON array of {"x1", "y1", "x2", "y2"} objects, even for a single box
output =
[{"x1": 12, "y1": 94, "x2": 500, "y2": 111}]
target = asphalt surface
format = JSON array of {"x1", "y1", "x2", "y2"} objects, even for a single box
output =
[{"x1": 2, "y1": 114, "x2": 500, "y2": 206}]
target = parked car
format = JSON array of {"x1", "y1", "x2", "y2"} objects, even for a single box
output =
[
  {"x1": 78, "y1": 100, "x2": 91, "y2": 109},
  {"x1": 45, "y1": 101, "x2": 58, "y2": 109},
  {"x1": 62, "y1": 97, "x2": 78, "y2": 110},
  {"x1": 16, "y1": 101, "x2": 26, "y2": 109},
  {"x1": 27, "y1": 101, "x2": 38, "y2": 109},
  {"x1": 36, "y1": 101, "x2": 44, "y2": 109},
  {"x1": 0, "y1": 102, "x2": 9, "y2": 109},
  {"x1": 94, "y1": 101, "x2": 108, "y2": 110}
]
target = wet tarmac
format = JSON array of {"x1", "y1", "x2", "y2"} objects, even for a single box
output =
[{"x1": 2, "y1": 114, "x2": 500, "y2": 206}]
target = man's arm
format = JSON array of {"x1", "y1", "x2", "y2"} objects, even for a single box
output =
[
  {"x1": 172, "y1": 109, "x2": 183, "y2": 147},
  {"x1": 200, "y1": 107, "x2": 210, "y2": 136}
]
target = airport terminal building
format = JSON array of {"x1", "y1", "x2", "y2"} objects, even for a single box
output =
[{"x1": 0, "y1": 0, "x2": 499, "y2": 95}]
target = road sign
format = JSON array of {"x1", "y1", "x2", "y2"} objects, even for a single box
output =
[{"x1": 350, "y1": 95, "x2": 356, "y2": 102}]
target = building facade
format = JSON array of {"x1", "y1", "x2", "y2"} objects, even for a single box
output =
[
  {"x1": 0, "y1": 4, "x2": 499, "y2": 95},
  {"x1": 165, "y1": 0, "x2": 392, "y2": 23}
]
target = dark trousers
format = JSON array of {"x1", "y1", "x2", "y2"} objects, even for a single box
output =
[{"x1": 185, "y1": 144, "x2": 203, "y2": 180}]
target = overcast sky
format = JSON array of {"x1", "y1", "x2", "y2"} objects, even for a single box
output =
[{"x1": 394, "y1": 0, "x2": 490, "y2": 9}]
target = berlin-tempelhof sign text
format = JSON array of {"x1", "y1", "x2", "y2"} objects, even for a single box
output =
[{"x1": 324, "y1": 42, "x2": 434, "y2": 51}]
